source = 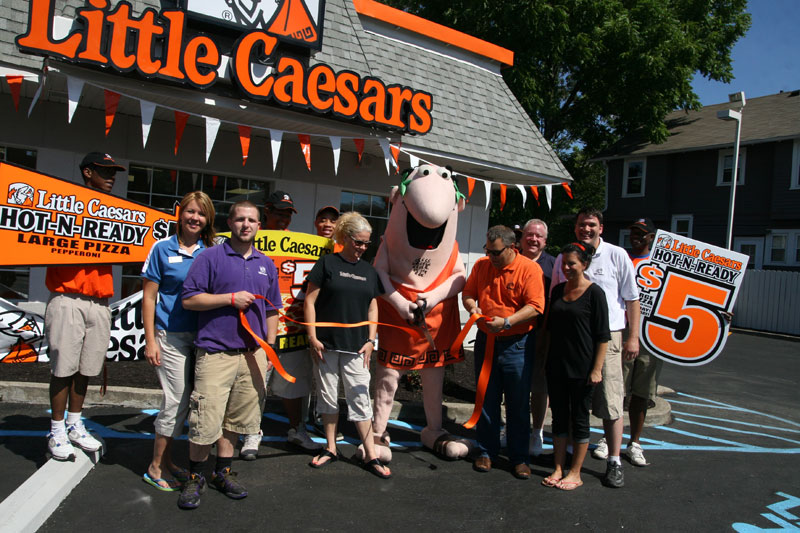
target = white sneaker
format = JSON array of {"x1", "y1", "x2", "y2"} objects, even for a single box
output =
[
  {"x1": 591, "y1": 437, "x2": 608, "y2": 460},
  {"x1": 47, "y1": 431, "x2": 75, "y2": 461},
  {"x1": 626, "y1": 442, "x2": 649, "y2": 467},
  {"x1": 529, "y1": 431, "x2": 543, "y2": 457},
  {"x1": 67, "y1": 421, "x2": 101, "y2": 452},
  {"x1": 499, "y1": 426, "x2": 507, "y2": 448},
  {"x1": 287, "y1": 427, "x2": 323, "y2": 450},
  {"x1": 239, "y1": 430, "x2": 263, "y2": 461}
]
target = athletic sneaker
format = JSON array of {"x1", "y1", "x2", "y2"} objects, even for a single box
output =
[
  {"x1": 47, "y1": 431, "x2": 75, "y2": 461},
  {"x1": 287, "y1": 427, "x2": 323, "y2": 450},
  {"x1": 591, "y1": 437, "x2": 608, "y2": 460},
  {"x1": 529, "y1": 431, "x2": 543, "y2": 457},
  {"x1": 239, "y1": 430, "x2": 262, "y2": 461},
  {"x1": 67, "y1": 421, "x2": 101, "y2": 452},
  {"x1": 177, "y1": 473, "x2": 206, "y2": 509},
  {"x1": 211, "y1": 467, "x2": 248, "y2": 499},
  {"x1": 602, "y1": 462, "x2": 625, "y2": 488},
  {"x1": 626, "y1": 442, "x2": 649, "y2": 467}
]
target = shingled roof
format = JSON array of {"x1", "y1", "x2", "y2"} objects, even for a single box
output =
[{"x1": 595, "y1": 90, "x2": 800, "y2": 160}]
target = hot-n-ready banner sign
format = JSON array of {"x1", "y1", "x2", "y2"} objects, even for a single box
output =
[
  {"x1": 0, "y1": 162, "x2": 175, "y2": 266},
  {"x1": 636, "y1": 230, "x2": 749, "y2": 367}
]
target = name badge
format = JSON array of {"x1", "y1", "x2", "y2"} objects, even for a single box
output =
[{"x1": 168, "y1": 256, "x2": 183, "y2": 264}]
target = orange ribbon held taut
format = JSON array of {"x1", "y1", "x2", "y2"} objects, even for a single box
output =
[{"x1": 452, "y1": 313, "x2": 496, "y2": 430}]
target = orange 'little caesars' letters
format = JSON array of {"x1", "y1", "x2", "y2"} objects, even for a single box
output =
[
  {"x1": 0, "y1": 162, "x2": 176, "y2": 266},
  {"x1": 635, "y1": 230, "x2": 749, "y2": 367}
]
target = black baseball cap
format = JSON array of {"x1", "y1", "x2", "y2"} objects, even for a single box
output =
[
  {"x1": 629, "y1": 217, "x2": 656, "y2": 234},
  {"x1": 315, "y1": 205, "x2": 339, "y2": 220},
  {"x1": 80, "y1": 152, "x2": 125, "y2": 172},
  {"x1": 266, "y1": 190, "x2": 297, "y2": 213}
]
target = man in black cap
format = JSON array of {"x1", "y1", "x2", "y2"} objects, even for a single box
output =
[
  {"x1": 45, "y1": 152, "x2": 125, "y2": 460},
  {"x1": 263, "y1": 190, "x2": 297, "y2": 231}
]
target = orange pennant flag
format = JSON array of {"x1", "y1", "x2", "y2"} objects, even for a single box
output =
[
  {"x1": 354, "y1": 138, "x2": 364, "y2": 163},
  {"x1": 6, "y1": 76, "x2": 23, "y2": 112},
  {"x1": 174, "y1": 111, "x2": 189, "y2": 155},
  {"x1": 169, "y1": 169, "x2": 177, "y2": 183},
  {"x1": 238, "y1": 125, "x2": 251, "y2": 166},
  {"x1": 298, "y1": 134, "x2": 311, "y2": 171},
  {"x1": 562, "y1": 182, "x2": 573, "y2": 199},
  {"x1": 390, "y1": 143, "x2": 401, "y2": 173},
  {"x1": 499, "y1": 184, "x2": 507, "y2": 211},
  {"x1": 212, "y1": 175, "x2": 218, "y2": 188},
  {"x1": 466, "y1": 176, "x2": 475, "y2": 200},
  {"x1": 104, "y1": 89, "x2": 121, "y2": 136},
  {"x1": 529, "y1": 185, "x2": 540, "y2": 206}
]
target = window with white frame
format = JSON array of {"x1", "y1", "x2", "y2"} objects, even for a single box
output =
[
  {"x1": 619, "y1": 229, "x2": 631, "y2": 249},
  {"x1": 764, "y1": 230, "x2": 800, "y2": 266},
  {"x1": 717, "y1": 147, "x2": 746, "y2": 186},
  {"x1": 622, "y1": 158, "x2": 646, "y2": 197},
  {"x1": 0, "y1": 145, "x2": 37, "y2": 301},
  {"x1": 340, "y1": 190, "x2": 390, "y2": 263},
  {"x1": 791, "y1": 139, "x2": 800, "y2": 190},
  {"x1": 671, "y1": 214, "x2": 693, "y2": 238}
]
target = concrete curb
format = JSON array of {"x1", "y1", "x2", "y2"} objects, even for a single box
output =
[{"x1": 0, "y1": 381, "x2": 673, "y2": 427}]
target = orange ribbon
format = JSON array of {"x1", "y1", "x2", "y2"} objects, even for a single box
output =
[
  {"x1": 239, "y1": 295, "x2": 425, "y2": 384},
  {"x1": 451, "y1": 313, "x2": 496, "y2": 429}
]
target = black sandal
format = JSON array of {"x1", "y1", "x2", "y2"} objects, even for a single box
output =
[
  {"x1": 309, "y1": 450, "x2": 338, "y2": 469},
  {"x1": 362, "y1": 458, "x2": 392, "y2": 479}
]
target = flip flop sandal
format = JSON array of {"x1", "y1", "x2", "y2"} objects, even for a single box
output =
[
  {"x1": 142, "y1": 472, "x2": 180, "y2": 492},
  {"x1": 556, "y1": 479, "x2": 583, "y2": 491},
  {"x1": 362, "y1": 458, "x2": 392, "y2": 479},
  {"x1": 431, "y1": 434, "x2": 460, "y2": 461},
  {"x1": 541, "y1": 476, "x2": 562, "y2": 487},
  {"x1": 309, "y1": 450, "x2": 339, "y2": 469}
]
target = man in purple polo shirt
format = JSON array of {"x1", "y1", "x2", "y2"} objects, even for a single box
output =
[{"x1": 177, "y1": 200, "x2": 281, "y2": 510}]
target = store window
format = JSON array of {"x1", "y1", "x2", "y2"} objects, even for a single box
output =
[
  {"x1": 671, "y1": 215, "x2": 693, "y2": 238},
  {"x1": 121, "y1": 165, "x2": 269, "y2": 297},
  {"x1": 622, "y1": 158, "x2": 646, "y2": 197},
  {"x1": 618, "y1": 229, "x2": 631, "y2": 249},
  {"x1": 339, "y1": 190, "x2": 390, "y2": 263},
  {"x1": 0, "y1": 145, "x2": 37, "y2": 301},
  {"x1": 791, "y1": 139, "x2": 800, "y2": 190},
  {"x1": 717, "y1": 148, "x2": 746, "y2": 186}
]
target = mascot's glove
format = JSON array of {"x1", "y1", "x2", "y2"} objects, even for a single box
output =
[
  {"x1": 384, "y1": 290, "x2": 418, "y2": 321},
  {"x1": 415, "y1": 293, "x2": 440, "y2": 315}
]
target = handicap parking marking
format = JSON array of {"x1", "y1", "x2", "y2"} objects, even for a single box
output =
[{"x1": 732, "y1": 492, "x2": 800, "y2": 532}]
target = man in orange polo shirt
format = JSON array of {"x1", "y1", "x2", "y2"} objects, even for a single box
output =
[
  {"x1": 45, "y1": 152, "x2": 126, "y2": 460},
  {"x1": 462, "y1": 225, "x2": 545, "y2": 479}
]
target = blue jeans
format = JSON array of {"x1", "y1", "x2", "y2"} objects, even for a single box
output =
[{"x1": 473, "y1": 330, "x2": 535, "y2": 465}]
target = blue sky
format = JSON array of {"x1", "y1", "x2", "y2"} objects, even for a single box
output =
[{"x1": 691, "y1": 0, "x2": 800, "y2": 106}]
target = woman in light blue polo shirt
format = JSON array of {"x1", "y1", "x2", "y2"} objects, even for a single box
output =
[{"x1": 141, "y1": 191, "x2": 216, "y2": 491}]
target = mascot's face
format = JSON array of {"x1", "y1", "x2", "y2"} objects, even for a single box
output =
[{"x1": 394, "y1": 164, "x2": 465, "y2": 250}]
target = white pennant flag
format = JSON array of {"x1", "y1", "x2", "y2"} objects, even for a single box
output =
[
  {"x1": 140, "y1": 100, "x2": 156, "y2": 148},
  {"x1": 204, "y1": 116, "x2": 220, "y2": 162},
  {"x1": 544, "y1": 184, "x2": 553, "y2": 211},
  {"x1": 66, "y1": 76, "x2": 84, "y2": 123},
  {"x1": 516, "y1": 184, "x2": 527, "y2": 208},
  {"x1": 483, "y1": 180, "x2": 492, "y2": 210},
  {"x1": 28, "y1": 71, "x2": 44, "y2": 118},
  {"x1": 378, "y1": 138, "x2": 391, "y2": 175},
  {"x1": 329, "y1": 136, "x2": 341, "y2": 175},
  {"x1": 409, "y1": 154, "x2": 419, "y2": 168},
  {"x1": 269, "y1": 129, "x2": 283, "y2": 172}
]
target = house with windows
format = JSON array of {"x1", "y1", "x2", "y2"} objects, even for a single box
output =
[{"x1": 596, "y1": 90, "x2": 800, "y2": 271}]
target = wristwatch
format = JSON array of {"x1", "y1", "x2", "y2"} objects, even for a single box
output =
[
  {"x1": 503, "y1": 317, "x2": 512, "y2": 330},
  {"x1": 366, "y1": 338, "x2": 377, "y2": 347}
]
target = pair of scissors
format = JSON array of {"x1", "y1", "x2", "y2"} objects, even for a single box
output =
[{"x1": 411, "y1": 300, "x2": 436, "y2": 350}]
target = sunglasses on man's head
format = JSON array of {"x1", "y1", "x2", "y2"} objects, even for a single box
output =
[{"x1": 484, "y1": 245, "x2": 507, "y2": 257}]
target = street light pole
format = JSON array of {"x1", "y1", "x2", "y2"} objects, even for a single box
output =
[{"x1": 716, "y1": 91, "x2": 745, "y2": 250}]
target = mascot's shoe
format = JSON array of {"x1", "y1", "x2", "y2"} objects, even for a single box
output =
[{"x1": 473, "y1": 456, "x2": 491, "y2": 473}]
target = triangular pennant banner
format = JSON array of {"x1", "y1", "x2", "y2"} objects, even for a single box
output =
[
  {"x1": 562, "y1": 182, "x2": 574, "y2": 199},
  {"x1": 174, "y1": 111, "x2": 189, "y2": 155},
  {"x1": 298, "y1": 134, "x2": 312, "y2": 171},
  {"x1": 409, "y1": 154, "x2": 419, "y2": 168},
  {"x1": 467, "y1": 176, "x2": 475, "y2": 200},
  {"x1": 353, "y1": 138, "x2": 365, "y2": 163},
  {"x1": 499, "y1": 184, "x2": 507, "y2": 211},
  {"x1": 529, "y1": 185, "x2": 540, "y2": 206},
  {"x1": 66, "y1": 76, "x2": 85, "y2": 123},
  {"x1": 483, "y1": 180, "x2": 492, "y2": 210},
  {"x1": 238, "y1": 125, "x2": 251, "y2": 166},
  {"x1": 28, "y1": 71, "x2": 44, "y2": 118},
  {"x1": 204, "y1": 116, "x2": 220, "y2": 162},
  {"x1": 169, "y1": 169, "x2": 177, "y2": 183},
  {"x1": 516, "y1": 184, "x2": 527, "y2": 208},
  {"x1": 212, "y1": 175, "x2": 218, "y2": 188},
  {"x1": 6, "y1": 76, "x2": 23, "y2": 112},
  {"x1": 378, "y1": 138, "x2": 391, "y2": 175},
  {"x1": 390, "y1": 143, "x2": 401, "y2": 173},
  {"x1": 104, "y1": 89, "x2": 120, "y2": 136},
  {"x1": 269, "y1": 129, "x2": 283, "y2": 172},
  {"x1": 140, "y1": 100, "x2": 156, "y2": 148},
  {"x1": 329, "y1": 136, "x2": 341, "y2": 175},
  {"x1": 544, "y1": 184, "x2": 552, "y2": 211}
]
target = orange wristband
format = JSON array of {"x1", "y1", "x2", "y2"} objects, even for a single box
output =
[{"x1": 231, "y1": 292, "x2": 235, "y2": 306}]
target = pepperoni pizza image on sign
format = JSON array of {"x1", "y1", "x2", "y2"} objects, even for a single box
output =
[{"x1": 636, "y1": 230, "x2": 749, "y2": 366}]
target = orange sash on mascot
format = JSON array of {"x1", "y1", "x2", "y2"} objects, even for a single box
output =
[{"x1": 377, "y1": 244, "x2": 465, "y2": 370}]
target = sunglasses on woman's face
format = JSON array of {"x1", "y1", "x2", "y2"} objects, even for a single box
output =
[
  {"x1": 351, "y1": 237, "x2": 371, "y2": 247},
  {"x1": 484, "y1": 245, "x2": 507, "y2": 257}
]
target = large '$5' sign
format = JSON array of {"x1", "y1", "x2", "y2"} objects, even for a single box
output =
[{"x1": 637, "y1": 230, "x2": 749, "y2": 366}]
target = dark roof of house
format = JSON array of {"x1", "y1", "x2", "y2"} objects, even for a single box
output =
[{"x1": 595, "y1": 90, "x2": 800, "y2": 160}]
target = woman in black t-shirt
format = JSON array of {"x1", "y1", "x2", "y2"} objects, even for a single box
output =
[
  {"x1": 304, "y1": 212, "x2": 390, "y2": 478},
  {"x1": 542, "y1": 243, "x2": 610, "y2": 491}
]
